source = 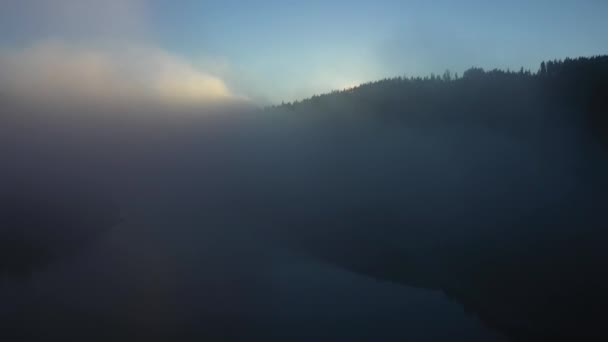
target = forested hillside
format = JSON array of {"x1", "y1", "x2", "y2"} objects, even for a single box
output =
[{"x1": 271, "y1": 56, "x2": 608, "y2": 140}]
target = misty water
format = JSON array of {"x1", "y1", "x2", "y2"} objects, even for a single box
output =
[
  {"x1": 0, "y1": 207, "x2": 504, "y2": 341},
  {"x1": 1, "y1": 106, "x2": 606, "y2": 340},
  {"x1": 1, "y1": 110, "x2": 512, "y2": 340}
]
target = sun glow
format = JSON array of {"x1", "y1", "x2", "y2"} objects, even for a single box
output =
[
  {"x1": 0, "y1": 41, "x2": 236, "y2": 108},
  {"x1": 341, "y1": 81, "x2": 361, "y2": 91}
]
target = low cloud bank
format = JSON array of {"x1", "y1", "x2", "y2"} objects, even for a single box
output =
[{"x1": 0, "y1": 41, "x2": 242, "y2": 110}]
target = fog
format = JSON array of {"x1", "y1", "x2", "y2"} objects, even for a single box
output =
[
  {"x1": 2, "y1": 1, "x2": 607, "y2": 340},
  {"x1": 2, "y1": 69, "x2": 606, "y2": 339}
]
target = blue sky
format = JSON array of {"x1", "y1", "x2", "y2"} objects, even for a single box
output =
[{"x1": 1, "y1": 0, "x2": 607, "y2": 105}]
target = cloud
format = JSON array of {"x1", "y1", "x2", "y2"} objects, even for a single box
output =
[
  {"x1": 0, "y1": 41, "x2": 238, "y2": 108},
  {"x1": 0, "y1": 1, "x2": 244, "y2": 109}
]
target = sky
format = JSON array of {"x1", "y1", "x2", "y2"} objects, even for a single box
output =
[{"x1": 0, "y1": 0, "x2": 607, "y2": 106}]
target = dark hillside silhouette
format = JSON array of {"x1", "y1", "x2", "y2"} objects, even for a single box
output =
[{"x1": 264, "y1": 56, "x2": 608, "y2": 341}]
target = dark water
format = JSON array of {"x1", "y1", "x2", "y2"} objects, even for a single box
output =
[{"x1": 0, "y1": 210, "x2": 504, "y2": 341}]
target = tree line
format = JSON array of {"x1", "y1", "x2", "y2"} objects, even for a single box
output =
[{"x1": 268, "y1": 55, "x2": 608, "y2": 140}]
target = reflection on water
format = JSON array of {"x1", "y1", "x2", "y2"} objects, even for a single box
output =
[
  {"x1": 0, "y1": 211, "x2": 504, "y2": 341},
  {"x1": 260, "y1": 253, "x2": 504, "y2": 341}
]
